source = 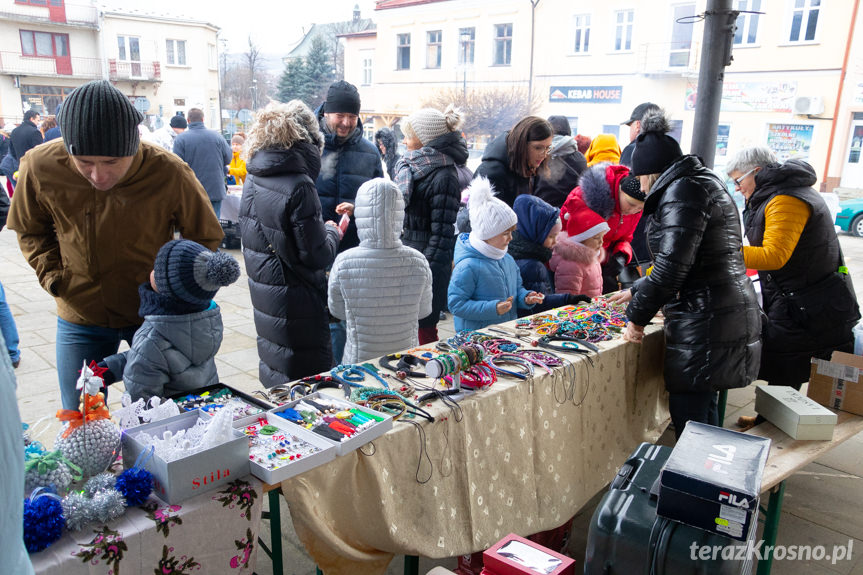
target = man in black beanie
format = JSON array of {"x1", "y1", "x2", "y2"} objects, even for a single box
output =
[
  {"x1": 313, "y1": 80, "x2": 383, "y2": 365},
  {"x1": 7, "y1": 79, "x2": 223, "y2": 411}
]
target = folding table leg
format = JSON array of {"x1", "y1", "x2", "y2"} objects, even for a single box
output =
[
  {"x1": 268, "y1": 489, "x2": 284, "y2": 575},
  {"x1": 756, "y1": 481, "x2": 786, "y2": 575},
  {"x1": 404, "y1": 555, "x2": 419, "y2": 575}
]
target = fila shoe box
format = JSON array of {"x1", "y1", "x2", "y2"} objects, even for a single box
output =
[{"x1": 656, "y1": 422, "x2": 770, "y2": 541}]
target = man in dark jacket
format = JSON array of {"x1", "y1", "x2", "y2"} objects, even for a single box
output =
[
  {"x1": 173, "y1": 108, "x2": 232, "y2": 218},
  {"x1": 315, "y1": 81, "x2": 383, "y2": 364},
  {"x1": 533, "y1": 115, "x2": 588, "y2": 208},
  {"x1": 10, "y1": 110, "x2": 43, "y2": 165}
]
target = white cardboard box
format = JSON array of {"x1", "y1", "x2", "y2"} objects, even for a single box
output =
[
  {"x1": 121, "y1": 410, "x2": 250, "y2": 504},
  {"x1": 267, "y1": 392, "x2": 393, "y2": 456},
  {"x1": 755, "y1": 385, "x2": 837, "y2": 440},
  {"x1": 246, "y1": 417, "x2": 338, "y2": 483}
]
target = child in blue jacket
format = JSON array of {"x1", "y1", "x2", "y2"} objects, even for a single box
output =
[{"x1": 448, "y1": 177, "x2": 544, "y2": 331}]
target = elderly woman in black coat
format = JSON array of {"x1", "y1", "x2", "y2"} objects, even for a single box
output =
[
  {"x1": 728, "y1": 147, "x2": 859, "y2": 429},
  {"x1": 609, "y1": 110, "x2": 761, "y2": 438},
  {"x1": 239, "y1": 101, "x2": 341, "y2": 386}
]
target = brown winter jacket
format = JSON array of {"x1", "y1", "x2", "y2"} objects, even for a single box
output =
[{"x1": 7, "y1": 139, "x2": 224, "y2": 328}]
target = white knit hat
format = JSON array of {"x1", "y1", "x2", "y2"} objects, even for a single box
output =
[
  {"x1": 467, "y1": 177, "x2": 518, "y2": 240},
  {"x1": 404, "y1": 104, "x2": 463, "y2": 146}
]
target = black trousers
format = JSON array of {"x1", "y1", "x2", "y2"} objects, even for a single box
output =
[{"x1": 668, "y1": 391, "x2": 719, "y2": 440}]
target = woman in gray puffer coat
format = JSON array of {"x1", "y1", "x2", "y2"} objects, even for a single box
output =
[
  {"x1": 239, "y1": 101, "x2": 342, "y2": 386},
  {"x1": 328, "y1": 179, "x2": 432, "y2": 364},
  {"x1": 610, "y1": 110, "x2": 761, "y2": 438}
]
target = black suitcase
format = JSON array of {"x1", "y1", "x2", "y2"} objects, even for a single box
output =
[
  {"x1": 585, "y1": 443, "x2": 754, "y2": 575},
  {"x1": 219, "y1": 219, "x2": 241, "y2": 250}
]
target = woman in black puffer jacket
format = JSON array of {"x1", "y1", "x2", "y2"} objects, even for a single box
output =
[
  {"x1": 610, "y1": 110, "x2": 761, "y2": 438},
  {"x1": 395, "y1": 105, "x2": 468, "y2": 343},
  {"x1": 239, "y1": 101, "x2": 341, "y2": 386}
]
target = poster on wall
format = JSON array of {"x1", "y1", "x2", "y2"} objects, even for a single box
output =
[
  {"x1": 716, "y1": 124, "x2": 731, "y2": 157},
  {"x1": 685, "y1": 81, "x2": 798, "y2": 112},
  {"x1": 766, "y1": 123, "x2": 814, "y2": 161}
]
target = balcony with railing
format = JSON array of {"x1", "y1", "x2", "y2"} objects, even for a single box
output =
[
  {"x1": 636, "y1": 41, "x2": 700, "y2": 76},
  {"x1": 0, "y1": 51, "x2": 102, "y2": 78},
  {"x1": 108, "y1": 60, "x2": 162, "y2": 82},
  {"x1": 0, "y1": 2, "x2": 98, "y2": 28}
]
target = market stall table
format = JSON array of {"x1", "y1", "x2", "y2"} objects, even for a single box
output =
[
  {"x1": 31, "y1": 476, "x2": 264, "y2": 575},
  {"x1": 280, "y1": 322, "x2": 669, "y2": 575}
]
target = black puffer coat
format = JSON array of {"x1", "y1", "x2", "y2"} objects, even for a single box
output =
[
  {"x1": 627, "y1": 155, "x2": 761, "y2": 394},
  {"x1": 474, "y1": 132, "x2": 529, "y2": 206},
  {"x1": 239, "y1": 142, "x2": 340, "y2": 387},
  {"x1": 401, "y1": 131, "x2": 468, "y2": 326},
  {"x1": 744, "y1": 160, "x2": 857, "y2": 384}
]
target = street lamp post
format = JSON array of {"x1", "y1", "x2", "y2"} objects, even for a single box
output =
[
  {"x1": 251, "y1": 78, "x2": 258, "y2": 111},
  {"x1": 460, "y1": 31, "x2": 471, "y2": 101}
]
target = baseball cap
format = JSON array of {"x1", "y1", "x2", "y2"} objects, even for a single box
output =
[{"x1": 622, "y1": 102, "x2": 659, "y2": 126}]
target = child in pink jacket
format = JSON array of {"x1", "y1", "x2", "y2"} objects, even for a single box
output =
[{"x1": 549, "y1": 200, "x2": 609, "y2": 297}]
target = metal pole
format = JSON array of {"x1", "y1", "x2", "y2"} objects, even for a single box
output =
[
  {"x1": 463, "y1": 41, "x2": 467, "y2": 100},
  {"x1": 690, "y1": 0, "x2": 737, "y2": 169},
  {"x1": 527, "y1": 0, "x2": 540, "y2": 107}
]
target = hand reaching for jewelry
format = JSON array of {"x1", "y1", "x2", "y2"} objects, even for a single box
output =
[
  {"x1": 496, "y1": 296, "x2": 514, "y2": 315},
  {"x1": 525, "y1": 292, "x2": 545, "y2": 305},
  {"x1": 607, "y1": 289, "x2": 633, "y2": 305},
  {"x1": 335, "y1": 202, "x2": 355, "y2": 217}
]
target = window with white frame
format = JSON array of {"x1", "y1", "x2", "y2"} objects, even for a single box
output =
[
  {"x1": 573, "y1": 14, "x2": 591, "y2": 53},
  {"x1": 733, "y1": 0, "x2": 761, "y2": 44},
  {"x1": 493, "y1": 23, "x2": 512, "y2": 66},
  {"x1": 117, "y1": 35, "x2": 140, "y2": 63},
  {"x1": 166, "y1": 39, "x2": 187, "y2": 66},
  {"x1": 396, "y1": 33, "x2": 410, "y2": 70},
  {"x1": 788, "y1": 0, "x2": 819, "y2": 42},
  {"x1": 361, "y1": 50, "x2": 373, "y2": 85},
  {"x1": 613, "y1": 10, "x2": 633, "y2": 51},
  {"x1": 426, "y1": 30, "x2": 442, "y2": 68},
  {"x1": 208, "y1": 43, "x2": 217, "y2": 70},
  {"x1": 458, "y1": 27, "x2": 475, "y2": 65}
]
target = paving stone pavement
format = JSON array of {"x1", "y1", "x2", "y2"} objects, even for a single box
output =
[{"x1": 3, "y1": 223, "x2": 863, "y2": 575}]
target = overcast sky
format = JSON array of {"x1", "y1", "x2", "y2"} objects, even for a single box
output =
[{"x1": 103, "y1": 0, "x2": 378, "y2": 54}]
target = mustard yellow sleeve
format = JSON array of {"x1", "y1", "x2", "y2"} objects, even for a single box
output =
[{"x1": 743, "y1": 195, "x2": 810, "y2": 271}]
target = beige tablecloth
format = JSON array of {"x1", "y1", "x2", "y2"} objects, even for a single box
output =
[{"x1": 281, "y1": 325, "x2": 669, "y2": 574}]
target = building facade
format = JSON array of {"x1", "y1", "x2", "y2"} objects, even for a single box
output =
[
  {"x1": 344, "y1": 0, "x2": 862, "y2": 189},
  {"x1": 0, "y1": 0, "x2": 221, "y2": 131}
]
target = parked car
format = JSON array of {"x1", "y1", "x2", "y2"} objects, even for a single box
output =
[{"x1": 835, "y1": 198, "x2": 863, "y2": 237}]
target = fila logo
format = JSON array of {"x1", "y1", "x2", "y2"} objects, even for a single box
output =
[
  {"x1": 718, "y1": 490, "x2": 750, "y2": 509},
  {"x1": 703, "y1": 444, "x2": 736, "y2": 475}
]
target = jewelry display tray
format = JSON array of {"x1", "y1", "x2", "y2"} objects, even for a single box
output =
[
  {"x1": 247, "y1": 416, "x2": 338, "y2": 484},
  {"x1": 267, "y1": 391, "x2": 394, "y2": 456},
  {"x1": 169, "y1": 382, "x2": 275, "y2": 429}
]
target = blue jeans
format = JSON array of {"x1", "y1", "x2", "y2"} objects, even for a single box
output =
[
  {"x1": 56, "y1": 318, "x2": 138, "y2": 410},
  {"x1": 329, "y1": 320, "x2": 346, "y2": 366},
  {"x1": 0, "y1": 281, "x2": 20, "y2": 364},
  {"x1": 211, "y1": 200, "x2": 222, "y2": 219}
]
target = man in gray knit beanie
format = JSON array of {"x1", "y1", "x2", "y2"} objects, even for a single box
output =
[{"x1": 7, "y1": 79, "x2": 224, "y2": 410}]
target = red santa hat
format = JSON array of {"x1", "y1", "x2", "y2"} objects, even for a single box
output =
[{"x1": 561, "y1": 199, "x2": 610, "y2": 244}]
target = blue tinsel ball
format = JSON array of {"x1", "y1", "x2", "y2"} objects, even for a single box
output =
[
  {"x1": 115, "y1": 467, "x2": 154, "y2": 507},
  {"x1": 23, "y1": 496, "x2": 65, "y2": 553}
]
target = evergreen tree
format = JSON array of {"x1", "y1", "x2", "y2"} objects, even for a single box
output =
[
  {"x1": 277, "y1": 57, "x2": 311, "y2": 104},
  {"x1": 276, "y1": 34, "x2": 334, "y2": 110}
]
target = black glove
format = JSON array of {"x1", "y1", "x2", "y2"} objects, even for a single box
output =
[
  {"x1": 97, "y1": 361, "x2": 118, "y2": 385},
  {"x1": 566, "y1": 294, "x2": 592, "y2": 305},
  {"x1": 604, "y1": 252, "x2": 628, "y2": 278}
]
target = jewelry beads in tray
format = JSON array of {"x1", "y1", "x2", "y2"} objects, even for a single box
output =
[
  {"x1": 243, "y1": 417, "x2": 337, "y2": 482},
  {"x1": 172, "y1": 386, "x2": 266, "y2": 423}
]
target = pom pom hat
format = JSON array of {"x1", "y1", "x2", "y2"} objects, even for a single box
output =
[
  {"x1": 152, "y1": 240, "x2": 241, "y2": 305},
  {"x1": 562, "y1": 201, "x2": 610, "y2": 244},
  {"x1": 58, "y1": 80, "x2": 144, "y2": 157},
  {"x1": 403, "y1": 104, "x2": 463, "y2": 146},
  {"x1": 467, "y1": 177, "x2": 518, "y2": 241},
  {"x1": 630, "y1": 109, "x2": 683, "y2": 176}
]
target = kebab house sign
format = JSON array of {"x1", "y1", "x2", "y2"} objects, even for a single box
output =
[{"x1": 549, "y1": 86, "x2": 623, "y2": 103}]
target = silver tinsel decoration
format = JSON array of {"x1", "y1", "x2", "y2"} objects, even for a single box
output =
[
  {"x1": 62, "y1": 489, "x2": 126, "y2": 531},
  {"x1": 55, "y1": 419, "x2": 121, "y2": 478},
  {"x1": 83, "y1": 472, "x2": 117, "y2": 496}
]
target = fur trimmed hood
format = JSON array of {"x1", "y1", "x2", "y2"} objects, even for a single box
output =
[
  {"x1": 553, "y1": 231, "x2": 603, "y2": 265},
  {"x1": 577, "y1": 163, "x2": 631, "y2": 219}
]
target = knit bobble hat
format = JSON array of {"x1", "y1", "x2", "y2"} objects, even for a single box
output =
[
  {"x1": 325, "y1": 80, "x2": 361, "y2": 115},
  {"x1": 630, "y1": 109, "x2": 683, "y2": 176},
  {"x1": 169, "y1": 114, "x2": 187, "y2": 129},
  {"x1": 467, "y1": 177, "x2": 518, "y2": 241},
  {"x1": 620, "y1": 175, "x2": 646, "y2": 202},
  {"x1": 404, "y1": 104, "x2": 463, "y2": 146},
  {"x1": 58, "y1": 80, "x2": 144, "y2": 157},
  {"x1": 152, "y1": 240, "x2": 241, "y2": 305},
  {"x1": 562, "y1": 201, "x2": 610, "y2": 244}
]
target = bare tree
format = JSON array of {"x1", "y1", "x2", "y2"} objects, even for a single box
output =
[
  {"x1": 422, "y1": 86, "x2": 542, "y2": 139},
  {"x1": 245, "y1": 35, "x2": 263, "y2": 81}
]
